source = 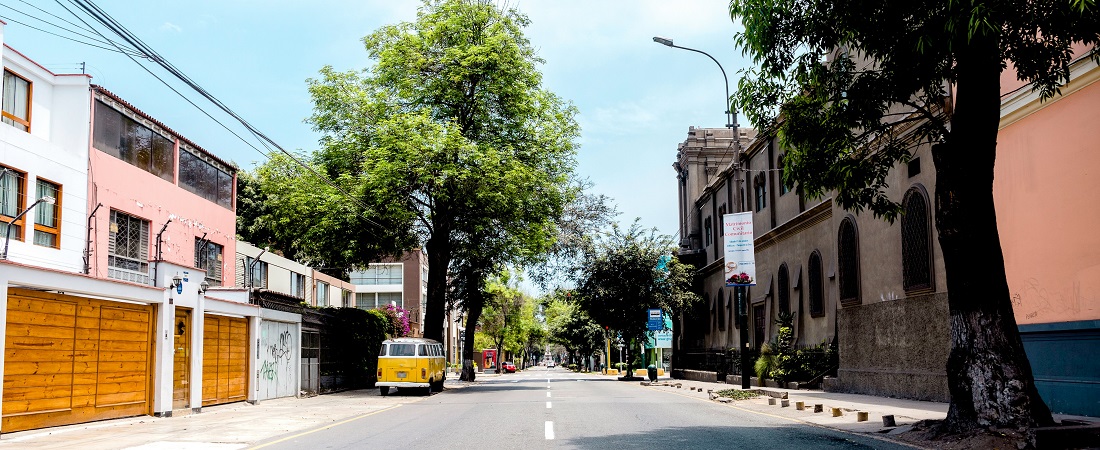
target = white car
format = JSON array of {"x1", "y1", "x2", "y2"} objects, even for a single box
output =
[{"x1": 546, "y1": 361, "x2": 555, "y2": 368}]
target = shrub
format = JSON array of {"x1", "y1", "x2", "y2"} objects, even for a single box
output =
[{"x1": 754, "y1": 343, "x2": 777, "y2": 385}]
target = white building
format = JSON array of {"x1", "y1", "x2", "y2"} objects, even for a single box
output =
[{"x1": 0, "y1": 27, "x2": 92, "y2": 272}]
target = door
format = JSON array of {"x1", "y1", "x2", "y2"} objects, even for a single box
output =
[
  {"x1": 257, "y1": 321, "x2": 296, "y2": 400},
  {"x1": 3, "y1": 289, "x2": 154, "y2": 433},
  {"x1": 201, "y1": 315, "x2": 248, "y2": 406},
  {"x1": 172, "y1": 309, "x2": 191, "y2": 409},
  {"x1": 753, "y1": 303, "x2": 766, "y2": 349},
  {"x1": 300, "y1": 330, "x2": 320, "y2": 396}
]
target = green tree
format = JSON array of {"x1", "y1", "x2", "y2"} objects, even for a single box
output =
[
  {"x1": 573, "y1": 221, "x2": 701, "y2": 373},
  {"x1": 730, "y1": 0, "x2": 1098, "y2": 435},
  {"x1": 306, "y1": 0, "x2": 579, "y2": 344},
  {"x1": 241, "y1": 154, "x2": 413, "y2": 275}
]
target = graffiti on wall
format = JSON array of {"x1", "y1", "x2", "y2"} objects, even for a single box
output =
[{"x1": 259, "y1": 322, "x2": 296, "y2": 399}]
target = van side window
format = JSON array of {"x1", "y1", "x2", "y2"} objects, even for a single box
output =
[
  {"x1": 419, "y1": 344, "x2": 428, "y2": 356},
  {"x1": 390, "y1": 344, "x2": 415, "y2": 356},
  {"x1": 379, "y1": 344, "x2": 387, "y2": 356}
]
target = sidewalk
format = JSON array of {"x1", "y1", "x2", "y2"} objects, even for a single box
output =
[
  {"x1": 0, "y1": 382, "x2": 473, "y2": 450},
  {"x1": 612, "y1": 372, "x2": 1098, "y2": 446}
]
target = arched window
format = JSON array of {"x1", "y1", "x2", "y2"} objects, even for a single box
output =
[
  {"x1": 777, "y1": 264, "x2": 790, "y2": 314},
  {"x1": 754, "y1": 173, "x2": 767, "y2": 211},
  {"x1": 901, "y1": 186, "x2": 934, "y2": 291},
  {"x1": 808, "y1": 251, "x2": 824, "y2": 317},
  {"x1": 838, "y1": 217, "x2": 860, "y2": 305}
]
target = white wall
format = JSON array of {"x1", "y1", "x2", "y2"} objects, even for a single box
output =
[
  {"x1": 257, "y1": 320, "x2": 297, "y2": 400},
  {"x1": 0, "y1": 27, "x2": 92, "y2": 273},
  {"x1": 236, "y1": 240, "x2": 312, "y2": 303}
]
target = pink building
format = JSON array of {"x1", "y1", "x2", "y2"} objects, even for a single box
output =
[
  {"x1": 86, "y1": 86, "x2": 237, "y2": 288},
  {"x1": 995, "y1": 45, "x2": 1099, "y2": 415}
]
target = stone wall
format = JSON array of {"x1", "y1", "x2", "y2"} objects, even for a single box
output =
[{"x1": 829, "y1": 293, "x2": 950, "y2": 402}]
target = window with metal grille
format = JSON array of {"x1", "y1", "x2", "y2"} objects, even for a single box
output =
[
  {"x1": 0, "y1": 166, "x2": 26, "y2": 241},
  {"x1": 194, "y1": 239, "x2": 223, "y2": 286},
  {"x1": 808, "y1": 251, "x2": 824, "y2": 317},
  {"x1": 838, "y1": 217, "x2": 861, "y2": 305},
  {"x1": 2, "y1": 70, "x2": 31, "y2": 132},
  {"x1": 778, "y1": 264, "x2": 790, "y2": 314},
  {"x1": 108, "y1": 210, "x2": 149, "y2": 275},
  {"x1": 902, "y1": 187, "x2": 933, "y2": 291}
]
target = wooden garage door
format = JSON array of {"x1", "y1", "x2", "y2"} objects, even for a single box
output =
[
  {"x1": 3, "y1": 289, "x2": 153, "y2": 433},
  {"x1": 201, "y1": 316, "x2": 248, "y2": 406}
]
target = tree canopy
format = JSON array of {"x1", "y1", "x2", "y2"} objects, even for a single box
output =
[
  {"x1": 303, "y1": 0, "x2": 580, "y2": 343},
  {"x1": 730, "y1": 0, "x2": 1098, "y2": 437},
  {"x1": 573, "y1": 221, "x2": 700, "y2": 359}
]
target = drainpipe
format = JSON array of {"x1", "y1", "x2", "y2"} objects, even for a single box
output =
[
  {"x1": 153, "y1": 219, "x2": 172, "y2": 287},
  {"x1": 83, "y1": 203, "x2": 102, "y2": 274}
]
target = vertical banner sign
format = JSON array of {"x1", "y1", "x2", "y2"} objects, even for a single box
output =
[
  {"x1": 647, "y1": 308, "x2": 663, "y2": 331},
  {"x1": 724, "y1": 212, "x2": 756, "y2": 286}
]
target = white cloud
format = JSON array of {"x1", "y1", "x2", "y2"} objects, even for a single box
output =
[{"x1": 160, "y1": 22, "x2": 183, "y2": 33}]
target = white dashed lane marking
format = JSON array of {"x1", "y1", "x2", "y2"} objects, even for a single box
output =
[
  {"x1": 545, "y1": 421, "x2": 555, "y2": 440},
  {"x1": 546, "y1": 401, "x2": 552, "y2": 409}
]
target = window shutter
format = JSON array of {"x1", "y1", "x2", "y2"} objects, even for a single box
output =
[{"x1": 139, "y1": 219, "x2": 149, "y2": 261}]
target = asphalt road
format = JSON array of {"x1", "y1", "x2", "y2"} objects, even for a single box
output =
[{"x1": 251, "y1": 367, "x2": 912, "y2": 449}]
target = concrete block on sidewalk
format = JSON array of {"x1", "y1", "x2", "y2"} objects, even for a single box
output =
[
  {"x1": 831, "y1": 407, "x2": 843, "y2": 417},
  {"x1": 781, "y1": 400, "x2": 789, "y2": 407},
  {"x1": 795, "y1": 401, "x2": 805, "y2": 410},
  {"x1": 814, "y1": 404, "x2": 824, "y2": 413},
  {"x1": 857, "y1": 411, "x2": 868, "y2": 422},
  {"x1": 882, "y1": 415, "x2": 896, "y2": 427},
  {"x1": 768, "y1": 398, "x2": 776, "y2": 405}
]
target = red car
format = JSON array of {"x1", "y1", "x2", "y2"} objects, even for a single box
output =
[{"x1": 502, "y1": 362, "x2": 517, "y2": 373}]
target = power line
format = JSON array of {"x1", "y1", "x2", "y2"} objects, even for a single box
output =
[
  {"x1": 61, "y1": 0, "x2": 389, "y2": 236},
  {"x1": 0, "y1": 12, "x2": 143, "y2": 56}
]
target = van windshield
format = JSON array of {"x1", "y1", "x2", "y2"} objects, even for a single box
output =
[{"x1": 389, "y1": 344, "x2": 416, "y2": 357}]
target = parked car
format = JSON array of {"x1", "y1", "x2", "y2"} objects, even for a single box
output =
[
  {"x1": 502, "y1": 361, "x2": 517, "y2": 373},
  {"x1": 546, "y1": 361, "x2": 556, "y2": 368},
  {"x1": 376, "y1": 338, "x2": 446, "y2": 396}
]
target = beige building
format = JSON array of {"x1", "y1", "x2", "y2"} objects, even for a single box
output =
[{"x1": 674, "y1": 124, "x2": 951, "y2": 401}]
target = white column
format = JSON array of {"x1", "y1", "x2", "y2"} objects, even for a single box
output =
[
  {"x1": 190, "y1": 292, "x2": 205, "y2": 411},
  {"x1": 152, "y1": 291, "x2": 174, "y2": 416}
]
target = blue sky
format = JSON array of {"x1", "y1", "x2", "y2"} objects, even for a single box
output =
[{"x1": 2, "y1": 0, "x2": 750, "y2": 241}]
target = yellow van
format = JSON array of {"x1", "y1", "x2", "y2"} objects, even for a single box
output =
[{"x1": 376, "y1": 338, "x2": 446, "y2": 396}]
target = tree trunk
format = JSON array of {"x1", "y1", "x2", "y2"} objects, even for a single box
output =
[
  {"x1": 423, "y1": 216, "x2": 452, "y2": 343},
  {"x1": 934, "y1": 31, "x2": 1053, "y2": 434},
  {"x1": 461, "y1": 299, "x2": 483, "y2": 382}
]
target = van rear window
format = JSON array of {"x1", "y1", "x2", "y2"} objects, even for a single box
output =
[{"x1": 389, "y1": 344, "x2": 416, "y2": 356}]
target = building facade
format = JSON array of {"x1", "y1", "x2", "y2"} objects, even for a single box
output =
[
  {"x1": 675, "y1": 121, "x2": 953, "y2": 401},
  {"x1": 674, "y1": 45, "x2": 1100, "y2": 415},
  {"x1": 997, "y1": 47, "x2": 1100, "y2": 416},
  {"x1": 0, "y1": 28, "x2": 297, "y2": 433}
]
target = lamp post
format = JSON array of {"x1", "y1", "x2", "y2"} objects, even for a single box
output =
[
  {"x1": 2, "y1": 196, "x2": 56, "y2": 260},
  {"x1": 654, "y1": 36, "x2": 751, "y2": 389}
]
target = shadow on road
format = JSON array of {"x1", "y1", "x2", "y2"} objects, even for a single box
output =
[{"x1": 560, "y1": 425, "x2": 906, "y2": 449}]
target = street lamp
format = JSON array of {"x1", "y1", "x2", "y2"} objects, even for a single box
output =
[
  {"x1": 652, "y1": 36, "x2": 738, "y2": 130},
  {"x1": 2, "y1": 196, "x2": 56, "y2": 260},
  {"x1": 654, "y1": 36, "x2": 751, "y2": 388}
]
